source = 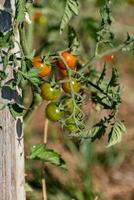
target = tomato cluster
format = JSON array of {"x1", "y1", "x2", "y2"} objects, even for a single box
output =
[{"x1": 32, "y1": 51, "x2": 82, "y2": 133}]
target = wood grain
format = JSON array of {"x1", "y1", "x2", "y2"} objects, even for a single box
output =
[{"x1": 0, "y1": 0, "x2": 26, "y2": 199}]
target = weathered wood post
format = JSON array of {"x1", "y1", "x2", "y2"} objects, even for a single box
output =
[{"x1": 0, "y1": 0, "x2": 26, "y2": 200}]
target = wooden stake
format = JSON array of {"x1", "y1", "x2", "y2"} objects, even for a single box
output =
[{"x1": 42, "y1": 109, "x2": 49, "y2": 200}]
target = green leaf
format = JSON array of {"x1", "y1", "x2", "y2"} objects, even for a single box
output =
[
  {"x1": 97, "y1": 1, "x2": 114, "y2": 44},
  {"x1": 83, "y1": 121, "x2": 106, "y2": 140},
  {"x1": 29, "y1": 144, "x2": 66, "y2": 168},
  {"x1": 107, "y1": 67, "x2": 119, "y2": 88},
  {"x1": 60, "y1": 0, "x2": 79, "y2": 33},
  {"x1": 0, "y1": 71, "x2": 7, "y2": 81},
  {"x1": 22, "y1": 68, "x2": 41, "y2": 87},
  {"x1": 107, "y1": 121, "x2": 126, "y2": 147},
  {"x1": 97, "y1": 64, "x2": 107, "y2": 86},
  {"x1": 16, "y1": 0, "x2": 26, "y2": 23},
  {"x1": 0, "y1": 32, "x2": 12, "y2": 47},
  {"x1": 8, "y1": 103, "x2": 24, "y2": 119}
]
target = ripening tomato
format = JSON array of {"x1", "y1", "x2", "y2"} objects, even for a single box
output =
[
  {"x1": 59, "y1": 69, "x2": 68, "y2": 77},
  {"x1": 40, "y1": 82, "x2": 61, "y2": 101},
  {"x1": 32, "y1": 57, "x2": 52, "y2": 77},
  {"x1": 103, "y1": 54, "x2": 114, "y2": 62},
  {"x1": 59, "y1": 66, "x2": 77, "y2": 78},
  {"x1": 33, "y1": 11, "x2": 48, "y2": 26},
  {"x1": 45, "y1": 102, "x2": 63, "y2": 122},
  {"x1": 62, "y1": 78, "x2": 81, "y2": 93},
  {"x1": 56, "y1": 51, "x2": 77, "y2": 70}
]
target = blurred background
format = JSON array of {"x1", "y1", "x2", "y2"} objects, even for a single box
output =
[{"x1": 24, "y1": 0, "x2": 134, "y2": 199}]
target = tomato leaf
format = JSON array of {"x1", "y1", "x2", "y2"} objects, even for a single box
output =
[
  {"x1": 60, "y1": 0, "x2": 79, "y2": 34},
  {"x1": 16, "y1": 0, "x2": 26, "y2": 23},
  {"x1": 107, "y1": 121, "x2": 126, "y2": 147},
  {"x1": 29, "y1": 144, "x2": 66, "y2": 168},
  {"x1": 82, "y1": 121, "x2": 106, "y2": 140},
  {"x1": 0, "y1": 31, "x2": 13, "y2": 48},
  {"x1": 22, "y1": 68, "x2": 41, "y2": 87}
]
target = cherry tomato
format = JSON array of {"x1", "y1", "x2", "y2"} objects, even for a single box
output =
[
  {"x1": 45, "y1": 103, "x2": 63, "y2": 122},
  {"x1": 65, "y1": 117, "x2": 78, "y2": 132},
  {"x1": 32, "y1": 57, "x2": 52, "y2": 77},
  {"x1": 103, "y1": 54, "x2": 114, "y2": 63},
  {"x1": 59, "y1": 69, "x2": 68, "y2": 77},
  {"x1": 56, "y1": 51, "x2": 77, "y2": 70},
  {"x1": 59, "y1": 66, "x2": 77, "y2": 78},
  {"x1": 63, "y1": 97, "x2": 80, "y2": 114},
  {"x1": 62, "y1": 78, "x2": 81, "y2": 93},
  {"x1": 40, "y1": 82, "x2": 61, "y2": 101},
  {"x1": 33, "y1": 12, "x2": 48, "y2": 26}
]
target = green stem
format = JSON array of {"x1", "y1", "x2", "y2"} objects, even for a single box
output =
[
  {"x1": 19, "y1": 24, "x2": 29, "y2": 56},
  {"x1": 79, "y1": 43, "x2": 127, "y2": 73}
]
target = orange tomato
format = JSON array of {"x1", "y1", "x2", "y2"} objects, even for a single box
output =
[
  {"x1": 32, "y1": 57, "x2": 52, "y2": 77},
  {"x1": 33, "y1": 11, "x2": 43, "y2": 21},
  {"x1": 59, "y1": 67, "x2": 77, "y2": 78},
  {"x1": 56, "y1": 51, "x2": 77, "y2": 70},
  {"x1": 62, "y1": 78, "x2": 81, "y2": 93},
  {"x1": 103, "y1": 54, "x2": 114, "y2": 62}
]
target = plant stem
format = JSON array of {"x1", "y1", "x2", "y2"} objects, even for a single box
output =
[{"x1": 79, "y1": 43, "x2": 127, "y2": 73}]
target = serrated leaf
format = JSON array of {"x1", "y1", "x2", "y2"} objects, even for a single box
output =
[
  {"x1": 108, "y1": 67, "x2": 119, "y2": 88},
  {"x1": 60, "y1": 0, "x2": 79, "y2": 33},
  {"x1": 16, "y1": 0, "x2": 26, "y2": 23},
  {"x1": 97, "y1": 64, "x2": 107, "y2": 86},
  {"x1": 23, "y1": 68, "x2": 41, "y2": 87},
  {"x1": 29, "y1": 144, "x2": 66, "y2": 168},
  {"x1": 107, "y1": 121, "x2": 126, "y2": 147},
  {"x1": 8, "y1": 103, "x2": 24, "y2": 119},
  {"x1": 84, "y1": 121, "x2": 106, "y2": 141}
]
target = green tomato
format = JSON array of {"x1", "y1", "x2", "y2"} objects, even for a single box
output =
[
  {"x1": 63, "y1": 97, "x2": 80, "y2": 114},
  {"x1": 41, "y1": 82, "x2": 61, "y2": 101},
  {"x1": 38, "y1": 16, "x2": 48, "y2": 26},
  {"x1": 45, "y1": 102, "x2": 63, "y2": 122},
  {"x1": 65, "y1": 117, "x2": 78, "y2": 132}
]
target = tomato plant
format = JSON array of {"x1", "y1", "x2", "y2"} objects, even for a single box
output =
[{"x1": 0, "y1": 0, "x2": 133, "y2": 199}]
